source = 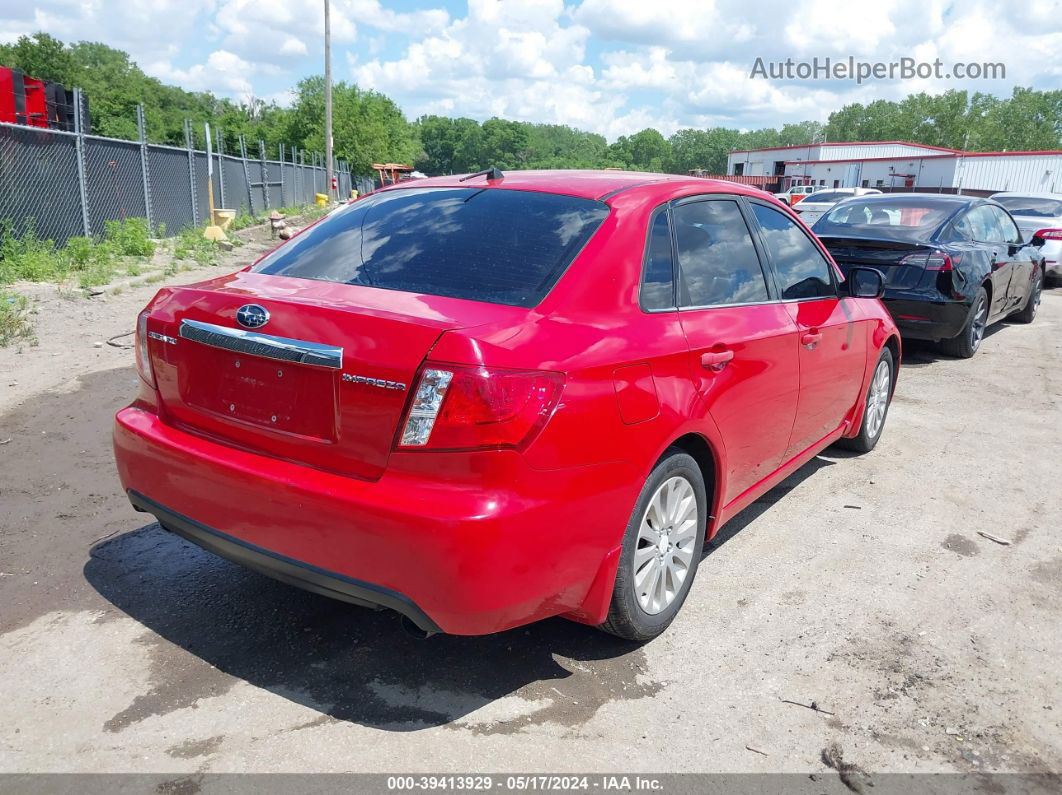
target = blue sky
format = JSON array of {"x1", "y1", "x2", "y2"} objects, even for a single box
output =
[{"x1": 2, "y1": 0, "x2": 1060, "y2": 140}]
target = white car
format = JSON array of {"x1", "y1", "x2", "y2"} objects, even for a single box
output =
[
  {"x1": 772, "y1": 184, "x2": 820, "y2": 207},
  {"x1": 990, "y1": 192, "x2": 1062, "y2": 285},
  {"x1": 794, "y1": 187, "x2": 882, "y2": 226}
]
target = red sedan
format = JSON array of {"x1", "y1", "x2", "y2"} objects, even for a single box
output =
[{"x1": 114, "y1": 170, "x2": 899, "y2": 640}]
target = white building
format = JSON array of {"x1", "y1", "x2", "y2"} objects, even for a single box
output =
[{"x1": 725, "y1": 141, "x2": 1062, "y2": 195}]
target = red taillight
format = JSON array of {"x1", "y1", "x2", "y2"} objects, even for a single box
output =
[
  {"x1": 900, "y1": 250, "x2": 957, "y2": 271},
  {"x1": 1034, "y1": 228, "x2": 1062, "y2": 241},
  {"x1": 397, "y1": 364, "x2": 563, "y2": 451},
  {"x1": 134, "y1": 310, "x2": 156, "y2": 388}
]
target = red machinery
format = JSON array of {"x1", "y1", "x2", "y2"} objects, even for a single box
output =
[{"x1": 0, "y1": 66, "x2": 81, "y2": 131}]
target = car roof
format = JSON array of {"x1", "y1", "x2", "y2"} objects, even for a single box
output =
[
  {"x1": 991, "y1": 191, "x2": 1062, "y2": 199},
  {"x1": 846, "y1": 192, "x2": 979, "y2": 205},
  {"x1": 377, "y1": 169, "x2": 771, "y2": 203}
]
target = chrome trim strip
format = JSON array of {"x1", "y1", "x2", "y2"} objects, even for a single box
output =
[{"x1": 179, "y1": 319, "x2": 343, "y2": 369}]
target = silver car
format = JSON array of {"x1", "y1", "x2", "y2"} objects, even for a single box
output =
[
  {"x1": 794, "y1": 187, "x2": 882, "y2": 226},
  {"x1": 990, "y1": 192, "x2": 1062, "y2": 284}
]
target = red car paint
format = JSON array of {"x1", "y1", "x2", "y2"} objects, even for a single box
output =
[{"x1": 113, "y1": 170, "x2": 899, "y2": 635}]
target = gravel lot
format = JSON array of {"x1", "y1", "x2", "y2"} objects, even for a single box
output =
[{"x1": 1, "y1": 262, "x2": 1060, "y2": 782}]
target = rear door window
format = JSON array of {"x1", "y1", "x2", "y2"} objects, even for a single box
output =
[
  {"x1": 965, "y1": 205, "x2": 1005, "y2": 243},
  {"x1": 253, "y1": 187, "x2": 609, "y2": 307},
  {"x1": 751, "y1": 203, "x2": 836, "y2": 300},
  {"x1": 987, "y1": 205, "x2": 1021, "y2": 244},
  {"x1": 672, "y1": 200, "x2": 770, "y2": 307}
]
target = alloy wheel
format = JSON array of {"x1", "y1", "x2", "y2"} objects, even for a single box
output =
[
  {"x1": 634, "y1": 476, "x2": 698, "y2": 615},
  {"x1": 864, "y1": 358, "x2": 891, "y2": 439},
  {"x1": 971, "y1": 294, "x2": 988, "y2": 350}
]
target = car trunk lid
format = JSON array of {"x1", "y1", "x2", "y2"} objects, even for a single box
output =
[
  {"x1": 144, "y1": 270, "x2": 527, "y2": 480},
  {"x1": 817, "y1": 235, "x2": 936, "y2": 289}
]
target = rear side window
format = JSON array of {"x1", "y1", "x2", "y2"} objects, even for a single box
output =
[
  {"x1": 253, "y1": 187, "x2": 609, "y2": 307},
  {"x1": 641, "y1": 211, "x2": 675, "y2": 310},
  {"x1": 751, "y1": 204, "x2": 835, "y2": 300},
  {"x1": 987, "y1": 205, "x2": 1021, "y2": 244},
  {"x1": 963, "y1": 205, "x2": 1005, "y2": 243},
  {"x1": 672, "y1": 200, "x2": 769, "y2": 307}
]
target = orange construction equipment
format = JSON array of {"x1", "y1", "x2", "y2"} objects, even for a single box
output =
[{"x1": 373, "y1": 163, "x2": 414, "y2": 186}]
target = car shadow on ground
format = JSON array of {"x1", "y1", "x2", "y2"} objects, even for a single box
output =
[
  {"x1": 84, "y1": 452, "x2": 837, "y2": 734},
  {"x1": 899, "y1": 324, "x2": 1007, "y2": 368},
  {"x1": 702, "y1": 453, "x2": 836, "y2": 558}
]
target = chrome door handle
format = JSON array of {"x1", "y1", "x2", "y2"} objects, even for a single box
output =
[
  {"x1": 700, "y1": 350, "x2": 734, "y2": 371},
  {"x1": 801, "y1": 331, "x2": 823, "y2": 348}
]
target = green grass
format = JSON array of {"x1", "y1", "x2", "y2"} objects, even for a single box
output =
[
  {"x1": 0, "y1": 221, "x2": 61, "y2": 283},
  {"x1": 0, "y1": 206, "x2": 324, "y2": 292},
  {"x1": 104, "y1": 217, "x2": 156, "y2": 257},
  {"x1": 224, "y1": 202, "x2": 329, "y2": 235},
  {"x1": 0, "y1": 217, "x2": 167, "y2": 289},
  {"x1": 173, "y1": 226, "x2": 222, "y2": 266},
  {"x1": 227, "y1": 211, "x2": 258, "y2": 232},
  {"x1": 0, "y1": 290, "x2": 35, "y2": 347}
]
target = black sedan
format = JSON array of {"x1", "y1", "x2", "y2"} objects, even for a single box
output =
[{"x1": 812, "y1": 194, "x2": 1045, "y2": 357}]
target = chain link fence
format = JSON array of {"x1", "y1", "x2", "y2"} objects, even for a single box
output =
[{"x1": 0, "y1": 99, "x2": 374, "y2": 247}]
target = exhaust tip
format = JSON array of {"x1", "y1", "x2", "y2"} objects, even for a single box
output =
[{"x1": 400, "y1": 615, "x2": 436, "y2": 639}]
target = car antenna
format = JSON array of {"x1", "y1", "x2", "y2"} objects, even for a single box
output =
[{"x1": 459, "y1": 167, "x2": 504, "y2": 182}]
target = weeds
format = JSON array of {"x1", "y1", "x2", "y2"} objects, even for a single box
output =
[
  {"x1": 0, "y1": 217, "x2": 163, "y2": 288},
  {"x1": 0, "y1": 221, "x2": 61, "y2": 283},
  {"x1": 173, "y1": 226, "x2": 221, "y2": 266},
  {"x1": 227, "y1": 211, "x2": 258, "y2": 232},
  {"x1": 0, "y1": 290, "x2": 36, "y2": 347},
  {"x1": 104, "y1": 217, "x2": 155, "y2": 257}
]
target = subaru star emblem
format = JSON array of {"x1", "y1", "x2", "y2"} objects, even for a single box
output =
[{"x1": 236, "y1": 304, "x2": 269, "y2": 329}]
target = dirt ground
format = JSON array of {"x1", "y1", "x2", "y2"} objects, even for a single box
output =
[{"x1": 1, "y1": 248, "x2": 1060, "y2": 782}]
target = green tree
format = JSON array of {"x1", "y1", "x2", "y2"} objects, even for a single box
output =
[
  {"x1": 0, "y1": 33, "x2": 79, "y2": 84},
  {"x1": 414, "y1": 115, "x2": 483, "y2": 174},
  {"x1": 283, "y1": 76, "x2": 418, "y2": 175}
]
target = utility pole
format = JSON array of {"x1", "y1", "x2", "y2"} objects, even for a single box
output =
[{"x1": 324, "y1": 0, "x2": 334, "y2": 202}]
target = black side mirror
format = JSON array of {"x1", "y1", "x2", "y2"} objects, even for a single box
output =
[{"x1": 847, "y1": 266, "x2": 885, "y2": 299}]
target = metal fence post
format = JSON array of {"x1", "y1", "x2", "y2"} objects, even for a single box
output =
[
  {"x1": 216, "y1": 131, "x2": 226, "y2": 209},
  {"x1": 259, "y1": 141, "x2": 270, "y2": 210},
  {"x1": 184, "y1": 119, "x2": 199, "y2": 227},
  {"x1": 73, "y1": 88, "x2": 91, "y2": 237},
  {"x1": 279, "y1": 143, "x2": 287, "y2": 206},
  {"x1": 239, "y1": 135, "x2": 254, "y2": 214},
  {"x1": 136, "y1": 104, "x2": 155, "y2": 233},
  {"x1": 291, "y1": 146, "x2": 298, "y2": 205}
]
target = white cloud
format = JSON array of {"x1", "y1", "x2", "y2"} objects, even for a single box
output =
[
  {"x1": 145, "y1": 50, "x2": 258, "y2": 99},
  {"x1": 0, "y1": 0, "x2": 217, "y2": 66},
  {"x1": 3, "y1": 0, "x2": 1061, "y2": 140}
]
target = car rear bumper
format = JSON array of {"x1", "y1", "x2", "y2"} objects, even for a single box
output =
[
  {"x1": 882, "y1": 292, "x2": 970, "y2": 341},
  {"x1": 113, "y1": 405, "x2": 635, "y2": 635},
  {"x1": 128, "y1": 489, "x2": 442, "y2": 634}
]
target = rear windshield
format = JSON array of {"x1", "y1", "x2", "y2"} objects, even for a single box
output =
[
  {"x1": 992, "y1": 196, "x2": 1062, "y2": 218},
  {"x1": 253, "y1": 187, "x2": 609, "y2": 307},
  {"x1": 815, "y1": 199, "x2": 956, "y2": 235},
  {"x1": 801, "y1": 191, "x2": 854, "y2": 204}
]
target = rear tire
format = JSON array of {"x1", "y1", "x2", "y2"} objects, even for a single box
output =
[
  {"x1": 599, "y1": 449, "x2": 706, "y2": 641},
  {"x1": 1011, "y1": 268, "x2": 1042, "y2": 324},
  {"x1": 938, "y1": 286, "x2": 988, "y2": 359},
  {"x1": 835, "y1": 347, "x2": 894, "y2": 453}
]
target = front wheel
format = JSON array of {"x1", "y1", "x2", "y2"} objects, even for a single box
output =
[
  {"x1": 599, "y1": 449, "x2": 707, "y2": 641},
  {"x1": 835, "y1": 347, "x2": 894, "y2": 453}
]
